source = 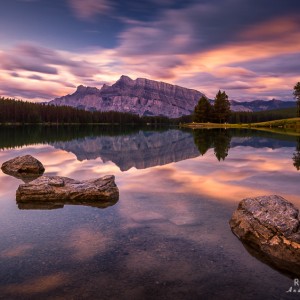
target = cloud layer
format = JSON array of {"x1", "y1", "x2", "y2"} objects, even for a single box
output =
[{"x1": 0, "y1": 0, "x2": 299, "y2": 101}]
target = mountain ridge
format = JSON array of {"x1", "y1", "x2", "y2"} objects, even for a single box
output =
[{"x1": 50, "y1": 75, "x2": 296, "y2": 118}]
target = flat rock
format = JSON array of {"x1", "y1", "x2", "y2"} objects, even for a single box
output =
[
  {"x1": 16, "y1": 175, "x2": 119, "y2": 203},
  {"x1": 229, "y1": 195, "x2": 300, "y2": 276},
  {"x1": 1, "y1": 155, "x2": 45, "y2": 180}
]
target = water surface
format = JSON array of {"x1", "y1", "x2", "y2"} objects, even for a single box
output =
[{"x1": 0, "y1": 126, "x2": 299, "y2": 299}]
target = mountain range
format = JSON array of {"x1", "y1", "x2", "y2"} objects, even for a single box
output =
[{"x1": 50, "y1": 75, "x2": 296, "y2": 118}]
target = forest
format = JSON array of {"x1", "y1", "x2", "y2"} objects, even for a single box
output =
[
  {"x1": 229, "y1": 107, "x2": 297, "y2": 123},
  {"x1": 0, "y1": 97, "x2": 179, "y2": 125},
  {"x1": 0, "y1": 97, "x2": 297, "y2": 125}
]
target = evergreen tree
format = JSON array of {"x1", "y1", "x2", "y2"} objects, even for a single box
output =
[
  {"x1": 213, "y1": 90, "x2": 231, "y2": 123},
  {"x1": 193, "y1": 96, "x2": 212, "y2": 123},
  {"x1": 293, "y1": 82, "x2": 300, "y2": 117}
]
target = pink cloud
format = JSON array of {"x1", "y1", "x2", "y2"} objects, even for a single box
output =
[{"x1": 67, "y1": 0, "x2": 113, "y2": 20}]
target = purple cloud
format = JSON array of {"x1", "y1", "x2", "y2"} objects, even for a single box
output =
[
  {"x1": 67, "y1": 0, "x2": 113, "y2": 20},
  {"x1": 28, "y1": 74, "x2": 44, "y2": 80}
]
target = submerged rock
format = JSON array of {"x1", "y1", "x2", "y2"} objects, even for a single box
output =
[
  {"x1": 1, "y1": 155, "x2": 45, "y2": 181},
  {"x1": 229, "y1": 195, "x2": 300, "y2": 276},
  {"x1": 16, "y1": 175, "x2": 119, "y2": 203}
]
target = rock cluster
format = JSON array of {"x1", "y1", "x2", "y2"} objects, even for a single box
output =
[
  {"x1": 230, "y1": 195, "x2": 300, "y2": 276},
  {"x1": 1, "y1": 155, "x2": 119, "y2": 208}
]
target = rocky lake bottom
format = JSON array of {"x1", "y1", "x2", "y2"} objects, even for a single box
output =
[{"x1": 0, "y1": 126, "x2": 300, "y2": 300}]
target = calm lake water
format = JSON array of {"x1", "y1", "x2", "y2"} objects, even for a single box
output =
[{"x1": 0, "y1": 126, "x2": 300, "y2": 300}]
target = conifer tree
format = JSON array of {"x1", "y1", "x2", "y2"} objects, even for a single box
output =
[
  {"x1": 293, "y1": 82, "x2": 300, "y2": 117},
  {"x1": 193, "y1": 96, "x2": 212, "y2": 123},
  {"x1": 213, "y1": 90, "x2": 231, "y2": 123}
]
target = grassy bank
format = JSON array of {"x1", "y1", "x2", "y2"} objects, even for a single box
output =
[
  {"x1": 181, "y1": 118, "x2": 300, "y2": 136},
  {"x1": 181, "y1": 118, "x2": 300, "y2": 129}
]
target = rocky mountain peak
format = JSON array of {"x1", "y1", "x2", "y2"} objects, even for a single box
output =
[
  {"x1": 115, "y1": 75, "x2": 134, "y2": 86},
  {"x1": 101, "y1": 83, "x2": 110, "y2": 91},
  {"x1": 76, "y1": 85, "x2": 86, "y2": 92},
  {"x1": 76, "y1": 85, "x2": 99, "y2": 95},
  {"x1": 49, "y1": 75, "x2": 296, "y2": 117}
]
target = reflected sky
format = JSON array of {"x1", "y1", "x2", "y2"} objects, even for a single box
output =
[
  {"x1": 1, "y1": 144, "x2": 298, "y2": 205},
  {"x1": 0, "y1": 128, "x2": 299, "y2": 299}
]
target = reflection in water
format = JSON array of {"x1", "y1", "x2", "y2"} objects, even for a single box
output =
[
  {"x1": 241, "y1": 241, "x2": 300, "y2": 279},
  {"x1": 52, "y1": 128, "x2": 299, "y2": 168},
  {"x1": 0, "y1": 126, "x2": 299, "y2": 170},
  {"x1": 52, "y1": 130, "x2": 200, "y2": 171},
  {"x1": 293, "y1": 137, "x2": 300, "y2": 171},
  {"x1": 0, "y1": 170, "x2": 42, "y2": 183},
  {"x1": 0, "y1": 126, "x2": 300, "y2": 299},
  {"x1": 193, "y1": 129, "x2": 232, "y2": 160},
  {"x1": 0, "y1": 125, "x2": 141, "y2": 150},
  {"x1": 17, "y1": 197, "x2": 118, "y2": 210},
  {"x1": 193, "y1": 129, "x2": 213, "y2": 155},
  {"x1": 213, "y1": 130, "x2": 231, "y2": 161}
]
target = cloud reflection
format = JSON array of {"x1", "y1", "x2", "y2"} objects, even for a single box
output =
[
  {"x1": 0, "y1": 244, "x2": 33, "y2": 258},
  {"x1": 1, "y1": 273, "x2": 70, "y2": 295},
  {"x1": 66, "y1": 227, "x2": 112, "y2": 261}
]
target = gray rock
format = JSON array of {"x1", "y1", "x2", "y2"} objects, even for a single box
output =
[
  {"x1": 16, "y1": 175, "x2": 119, "y2": 203},
  {"x1": 1, "y1": 155, "x2": 45, "y2": 180},
  {"x1": 230, "y1": 195, "x2": 300, "y2": 276}
]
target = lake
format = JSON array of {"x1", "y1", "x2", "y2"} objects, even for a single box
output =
[{"x1": 0, "y1": 126, "x2": 299, "y2": 300}]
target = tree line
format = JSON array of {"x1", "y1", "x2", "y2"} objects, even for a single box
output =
[
  {"x1": 192, "y1": 82, "x2": 300, "y2": 124},
  {"x1": 229, "y1": 107, "x2": 296, "y2": 123},
  {"x1": 1, "y1": 82, "x2": 299, "y2": 125},
  {"x1": 0, "y1": 97, "x2": 184, "y2": 125},
  {"x1": 193, "y1": 90, "x2": 231, "y2": 123}
]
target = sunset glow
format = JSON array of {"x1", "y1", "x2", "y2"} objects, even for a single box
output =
[{"x1": 0, "y1": 0, "x2": 299, "y2": 102}]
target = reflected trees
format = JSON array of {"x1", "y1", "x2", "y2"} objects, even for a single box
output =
[
  {"x1": 192, "y1": 129, "x2": 232, "y2": 161},
  {"x1": 293, "y1": 137, "x2": 300, "y2": 171},
  {"x1": 213, "y1": 130, "x2": 232, "y2": 161}
]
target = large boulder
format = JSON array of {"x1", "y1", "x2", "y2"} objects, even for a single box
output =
[
  {"x1": 1, "y1": 155, "x2": 45, "y2": 181},
  {"x1": 16, "y1": 175, "x2": 119, "y2": 203},
  {"x1": 229, "y1": 195, "x2": 300, "y2": 276}
]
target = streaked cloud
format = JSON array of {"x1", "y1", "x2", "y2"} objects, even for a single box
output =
[
  {"x1": 67, "y1": 0, "x2": 113, "y2": 20},
  {"x1": 0, "y1": 0, "x2": 299, "y2": 101}
]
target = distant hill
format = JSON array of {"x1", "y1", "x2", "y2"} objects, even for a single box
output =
[
  {"x1": 49, "y1": 75, "x2": 296, "y2": 118},
  {"x1": 229, "y1": 99, "x2": 296, "y2": 112}
]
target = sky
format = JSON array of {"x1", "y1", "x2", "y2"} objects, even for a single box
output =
[{"x1": 0, "y1": 0, "x2": 299, "y2": 102}]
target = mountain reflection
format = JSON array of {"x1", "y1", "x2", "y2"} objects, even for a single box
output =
[
  {"x1": 0, "y1": 126, "x2": 299, "y2": 171},
  {"x1": 52, "y1": 130, "x2": 200, "y2": 171}
]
